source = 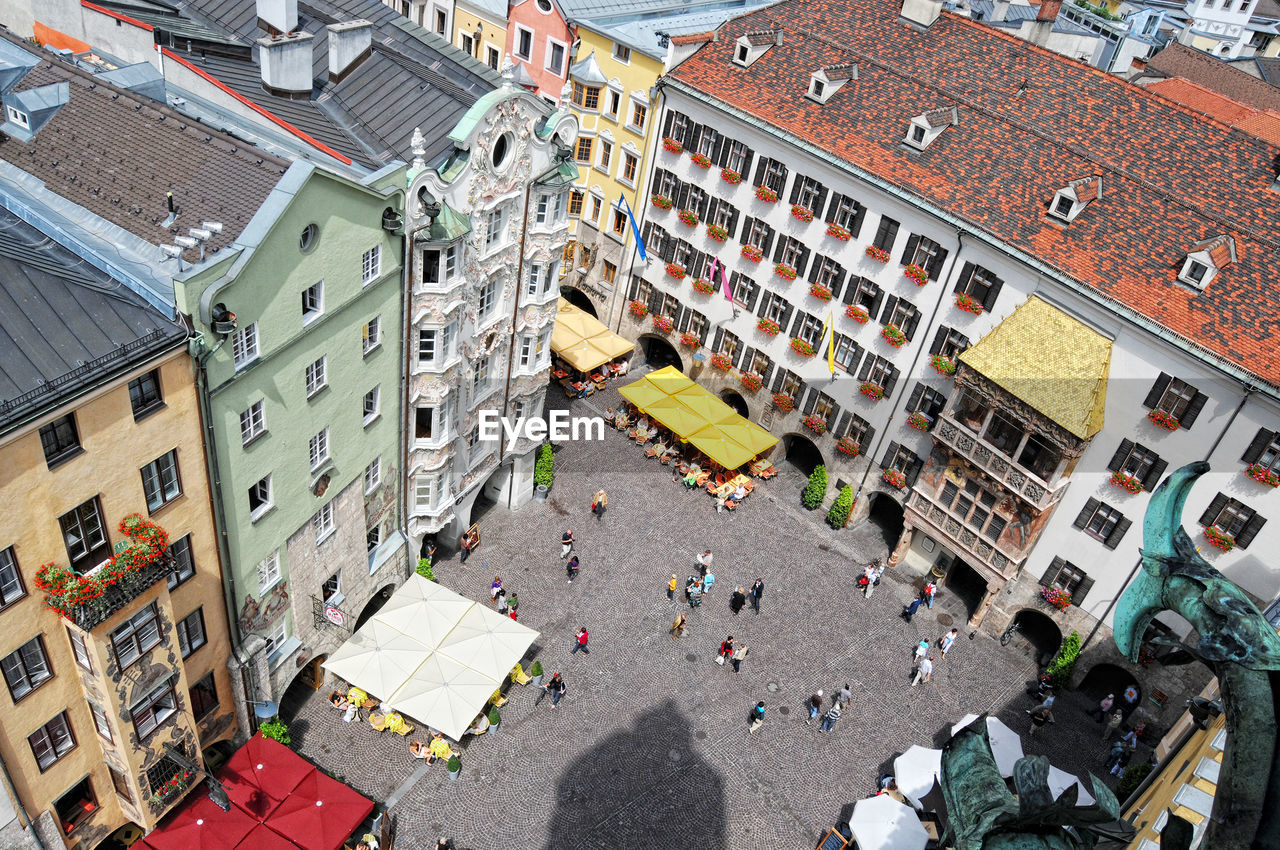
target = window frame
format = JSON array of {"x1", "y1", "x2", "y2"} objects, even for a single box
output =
[
  {"x1": 363, "y1": 387, "x2": 381, "y2": 426},
  {"x1": 305, "y1": 357, "x2": 328, "y2": 399},
  {"x1": 364, "y1": 457, "x2": 382, "y2": 494},
  {"x1": 257, "y1": 550, "x2": 281, "y2": 594},
  {"x1": 130, "y1": 681, "x2": 177, "y2": 741},
  {"x1": 140, "y1": 449, "x2": 182, "y2": 514},
  {"x1": 0, "y1": 547, "x2": 27, "y2": 609},
  {"x1": 231, "y1": 322, "x2": 259, "y2": 369},
  {"x1": 545, "y1": 37, "x2": 567, "y2": 75},
  {"x1": 189, "y1": 671, "x2": 219, "y2": 720},
  {"x1": 514, "y1": 25, "x2": 533, "y2": 60},
  {"x1": 240, "y1": 400, "x2": 267, "y2": 446},
  {"x1": 315, "y1": 502, "x2": 336, "y2": 545},
  {"x1": 363, "y1": 316, "x2": 382, "y2": 356},
  {"x1": 308, "y1": 428, "x2": 330, "y2": 471},
  {"x1": 59, "y1": 498, "x2": 111, "y2": 574},
  {"x1": 248, "y1": 474, "x2": 273, "y2": 521},
  {"x1": 39, "y1": 414, "x2": 82, "y2": 468},
  {"x1": 110, "y1": 604, "x2": 162, "y2": 670},
  {"x1": 166, "y1": 534, "x2": 195, "y2": 590},
  {"x1": 127, "y1": 370, "x2": 164, "y2": 420},
  {"x1": 177, "y1": 608, "x2": 207, "y2": 658},
  {"x1": 29, "y1": 711, "x2": 77, "y2": 772},
  {"x1": 1, "y1": 636, "x2": 53, "y2": 702},
  {"x1": 301, "y1": 280, "x2": 324, "y2": 324}
]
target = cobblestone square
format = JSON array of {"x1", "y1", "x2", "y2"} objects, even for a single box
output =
[{"x1": 285, "y1": 385, "x2": 1135, "y2": 849}]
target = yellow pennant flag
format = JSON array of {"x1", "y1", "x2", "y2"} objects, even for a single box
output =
[{"x1": 823, "y1": 311, "x2": 835, "y2": 375}]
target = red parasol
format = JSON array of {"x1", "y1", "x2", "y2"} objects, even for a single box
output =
[
  {"x1": 264, "y1": 769, "x2": 374, "y2": 850},
  {"x1": 234, "y1": 822, "x2": 303, "y2": 850},
  {"x1": 219, "y1": 734, "x2": 312, "y2": 820},
  {"x1": 144, "y1": 794, "x2": 256, "y2": 850}
]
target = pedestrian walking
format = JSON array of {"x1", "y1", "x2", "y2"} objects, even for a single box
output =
[
  {"x1": 750, "y1": 578, "x2": 764, "y2": 614},
  {"x1": 807, "y1": 691, "x2": 824, "y2": 723},
  {"x1": 1101, "y1": 709, "x2": 1123, "y2": 742},
  {"x1": 702, "y1": 570, "x2": 716, "y2": 594},
  {"x1": 865, "y1": 561, "x2": 884, "y2": 599},
  {"x1": 748, "y1": 701, "x2": 766, "y2": 733},
  {"x1": 717, "y1": 636, "x2": 734, "y2": 666},
  {"x1": 837, "y1": 683, "x2": 852, "y2": 708},
  {"x1": 911, "y1": 655, "x2": 934, "y2": 687},
  {"x1": 1108, "y1": 742, "x2": 1134, "y2": 776},
  {"x1": 460, "y1": 530, "x2": 474, "y2": 563},
  {"x1": 684, "y1": 576, "x2": 695, "y2": 604},
  {"x1": 490, "y1": 576, "x2": 503, "y2": 604},
  {"x1": 731, "y1": 643, "x2": 749, "y2": 673},
  {"x1": 668, "y1": 574, "x2": 678, "y2": 601},
  {"x1": 670, "y1": 614, "x2": 687, "y2": 639},
  {"x1": 572, "y1": 627, "x2": 590, "y2": 655},
  {"x1": 924, "y1": 580, "x2": 938, "y2": 609},
  {"x1": 591, "y1": 490, "x2": 608, "y2": 521},
  {"x1": 542, "y1": 672, "x2": 567, "y2": 709},
  {"x1": 940, "y1": 628, "x2": 959, "y2": 656},
  {"x1": 1087, "y1": 693, "x2": 1115, "y2": 722},
  {"x1": 560, "y1": 529, "x2": 574, "y2": 559},
  {"x1": 819, "y1": 703, "x2": 842, "y2": 733},
  {"x1": 496, "y1": 588, "x2": 508, "y2": 614},
  {"x1": 507, "y1": 592, "x2": 518, "y2": 620},
  {"x1": 729, "y1": 587, "x2": 747, "y2": 615},
  {"x1": 697, "y1": 550, "x2": 713, "y2": 578},
  {"x1": 1027, "y1": 704, "x2": 1052, "y2": 736},
  {"x1": 567, "y1": 555, "x2": 580, "y2": 583},
  {"x1": 914, "y1": 640, "x2": 930, "y2": 664},
  {"x1": 903, "y1": 593, "x2": 924, "y2": 623}
]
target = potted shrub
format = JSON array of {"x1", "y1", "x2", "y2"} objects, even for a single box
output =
[
  {"x1": 259, "y1": 718, "x2": 291, "y2": 746},
  {"x1": 529, "y1": 661, "x2": 544, "y2": 686},
  {"x1": 754, "y1": 184, "x2": 779, "y2": 203},
  {"x1": 881, "y1": 325, "x2": 908, "y2": 348},
  {"x1": 689, "y1": 152, "x2": 712, "y2": 168},
  {"x1": 905, "y1": 411, "x2": 932, "y2": 432},
  {"x1": 652, "y1": 315, "x2": 674, "y2": 333},
  {"x1": 534, "y1": 444, "x2": 554, "y2": 500},
  {"x1": 930, "y1": 355, "x2": 957, "y2": 377},
  {"x1": 801, "y1": 465, "x2": 828, "y2": 509},
  {"x1": 679, "y1": 332, "x2": 700, "y2": 349},
  {"x1": 859, "y1": 382, "x2": 886, "y2": 401},
  {"x1": 1109, "y1": 470, "x2": 1144, "y2": 494},
  {"x1": 1040, "y1": 585, "x2": 1072, "y2": 610},
  {"x1": 1147, "y1": 409, "x2": 1179, "y2": 431},
  {"x1": 710, "y1": 353, "x2": 733, "y2": 371},
  {"x1": 741, "y1": 244, "x2": 763, "y2": 263},
  {"x1": 955, "y1": 292, "x2": 985, "y2": 315},
  {"x1": 1044, "y1": 631, "x2": 1081, "y2": 688},
  {"x1": 650, "y1": 194, "x2": 674, "y2": 210},
  {"x1": 826, "y1": 484, "x2": 854, "y2": 529},
  {"x1": 488, "y1": 706, "x2": 501, "y2": 730},
  {"x1": 903, "y1": 264, "x2": 929, "y2": 286},
  {"x1": 677, "y1": 209, "x2": 698, "y2": 227},
  {"x1": 809, "y1": 282, "x2": 833, "y2": 302},
  {"x1": 1246, "y1": 462, "x2": 1280, "y2": 487},
  {"x1": 665, "y1": 262, "x2": 687, "y2": 279},
  {"x1": 705, "y1": 223, "x2": 728, "y2": 242},
  {"x1": 789, "y1": 337, "x2": 817, "y2": 359},
  {"x1": 662, "y1": 137, "x2": 683, "y2": 154},
  {"x1": 802, "y1": 413, "x2": 827, "y2": 435},
  {"x1": 790, "y1": 204, "x2": 814, "y2": 223},
  {"x1": 1203, "y1": 525, "x2": 1235, "y2": 551},
  {"x1": 740, "y1": 372, "x2": 763, "y2": 392},
  {"x1": 881, "y1": 468, "x2": 907, "y2": 490},
  {"x1": 447, "y1": 754, "x2": 462, "y2": 780},
  {"x1": 835, "y1": 436, "x2": 860, "y2": 456},
  {"x1": 772, "y1": 392, "x2": 796, "y2": 412},
  {"x1": 628, "y1": 300, "x2": 649, "y2": 319},
  {"x1": 756, "y1": 317, "x2": 781, "y2": 337},
  {"x1": 774, "y1": 262, "x2": 797, "y2": 281},
  {"x1": 416, "y1": 557, "x2": 436, "y2": 581}
]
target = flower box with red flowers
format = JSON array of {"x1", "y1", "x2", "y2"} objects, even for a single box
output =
[
  {"x1": 754, "y1": 185, "x2": 779, "y2": 203},
  {"x1": 741, "y1": 244, "x2": 763, "y2": 263},
  {"x1": 677, "y1": 209, "x2": 699, "y2": 227},
  {"x1": 1202, "y1": 525, "x2": 1236, "y2": 552},
  {"x1": 721, "y1": 167, "x2": 742, "y2": 184},
  {"x1": 809, "y1": 283, "x2": 833, "y2": 302},
  {"x1": 1110, "y1": 470, "x2": 1145, "y2": 494},
  {"x1": 881, "y1": 468, "x2": 907, "y2": 490},
  {"x1": 905, "y1": 411, "x2": 933, "y2": 432},
  {"x1": 826, "y1": 222, "x2": 852, "y2": 241},
  {"x1": 650, "y1": 194, "x2": 674, "y2": 210},
  {"x1": 689, "y1": 152, "x2": 712, "y2": 169},
  {"x1": 790, "y1": 337, "x2": 817, "y2": 358},
  {"x1": 629, "y1": 300, "x2": 649, "y2": 319},
  {"x1": 772, "y1": 392, "x2": 796, "y2": 412},
  {"x1": 691, "y1": 278, "x2": 716, "y2": 295},
  {"x1": 845, "y1": 304, "x2": 870, "y2": 324},
  {"x1": 881, "y1": 325, "x2": 908, "y2": 348},
  {"x1": 859, "y1": 381, "x2": 886, "y2": 401},
  {"x1": 836, "y1": 436, "x2": 860, "y2": 456},
  {"x1": 1040, "y1": 585, "x2": 1073, "y2": 610},
  {"x1": 711, "y1": 353, "x2": 733, "y2": 371},
  {"x1": 665, "y1": 262, "x2": 687, "y2": 280},
  {"x1": 865, "y1": 245, "x2": 891, "y2": 263},
  {"x1": 663, "y1": 137, "x2": 683, "y2": 154},
  {"x1": 904, "y1": 264, "x2": 929, "y2": 286},
  {"x1": 757, "y1": 317, "x2": 781, "y2": 337},
  {"x1": 679, "y1": 332, "x2": 700, "y2": 349},
  {"x1": 791, "y1": 204, "x2": 814, "y2": 223},
  {"x1": 955, "y1": 292, "x2": 985, "y2": 315},
  {"x1": 802, "y1": 414, "x2": 828, "y2": 435},
  {"x1": 1147, "y1": 409, "x2": 1180, "y2": 431},
  {"x1": 774, "y1": 263, "x2": 797, "y2": 281},
  {"x1": 1246, "y1": 462, "x2": 1280, "y2": 487},
  {"x1": 150, "y1": 769, "x2": 195, "y2": 805},
  {"x1": 930, "y1": 355, "x2": 957, "y2": 377},
  {"x1": 652, "y1": 314, "x2": 674, "y2": 333},
  {"x1": 740, "y1": 372, "x2": 763, "y2": 392},
  {"x1": 706, "y1": 223, "x2": 728, "y2": 242}
]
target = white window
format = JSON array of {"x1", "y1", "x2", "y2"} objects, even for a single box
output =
[
  {"x1": 613, "y1": 42, "x2": 631, "y2": 63},
  {"x1": 414, "y1": 475, "x2": 436, "y2": 511},
  {"x1": 473, "y1": 354, "x2": 493, "y2": 399},
  {"x1": 363, "y1": 316, "x2": 381, "y2": 355},
  {"x1": 538, "y1": 328, "x2": 552, "y2": 364},
  {"x1": 606, "y1": 89, "x2": 621, "y2": 118},
  {"x1": 536, "y1": 194, "x2": 551, "y2": 225},
  {"x1": 302, "y1": 281, "x2": 323, "y2": 324},
  {"x1": 264, "y1": 618, "x2": 288, "y2": 666},
  {"x1": 628, "y1": 98, "x2": 647, "y2": 132},
  {"x1": 418, "y1": 327, "x2": 438, "y2": 364},
  {"x1": 248, "y1": 475, "x2": 272, "y2": 520},
  {"x1": 305, "y1": 357, "x2": 327, "y2": 398},
  {"x1": 546, "y1": 38, "x2": 567, "y2": 74},
  {"x1": 232, "y1": 322, "x2": 259, "y2": 368},
  {"x1": 363, "y1": 386, "x2": 380, "y2": 425},
  {"x1": 598, "y1": 140, "x2": 613, "y2": 172},
  {"x1": 308, "y1": 428, "x2": 330, "y2": 471},
  {"x1": 5, "y1": 105, "x2": 29, "y2": 129},
  {"x1": 620, "y1": 150, "x2": 638, "y2": 186},
  {"x1": 515, "y1": 26, "x2": 533, "y2": 59},
  {"x1": 485, "y1": 207, "x2": 507, "y2": 252},
  {"x1": 526, "y1": 262, "x2": 545, "y2": 297},
  {"x1": 314, "y1": 502, "x2": 336, "y2": 544},
  {"x1": 478, "y1": 281, "x2": 498, "y2": 321},
  {"x1": 252, "y1": 550, "x2": 277, "y2": 591},
  {"x1": 421, "y1": 244, "x2": 459, "y2": 287},
  {"x1": 589, "y1": 194, "x2": 603, "y2": 223},
  {"x1": 520, "y1": 335, "x2": 535, "y2": 367},
  {"x1": 486, "y1": 45, "x2": 500, "y2": 70},
  {"x1": 367, "y1": 524, "x2": 382, "y2": 554},
  {"x1": 240, "y1": 400, "x2": 266, "y2": 445},
  {"x1": 362, "y1": 245, "x2": 381, "y2": 285},
  {"x1": 460, "y1": 32, "x2": 474, "y2": 54},
  {"x1": 364, "y1": 457, "x2": 381, "y2": 494}
]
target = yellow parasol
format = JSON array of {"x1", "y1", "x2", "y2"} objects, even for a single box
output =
[
  {"x1": 618, "y1": 379, "x2": 668, "y2": 410},
  {"x1": 672, "y1": 384, "x2": 739, "y2": 425},
  {"x1": 714, "y1": 420, "x2": 779, "y2": 456},
  {"x1": 644, "y1": 396, "x2": 708, "y2": 440},
  {"x1": 687, "y1": 424, "x2": 756, "y2": 470},
  {"x1": 644, "y1": 365, "x2": 696, "y2": 395}
]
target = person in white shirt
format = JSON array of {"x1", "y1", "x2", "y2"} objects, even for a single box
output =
[{"x1": 696, "y1": 549, "x2": 713, "y2": 577}]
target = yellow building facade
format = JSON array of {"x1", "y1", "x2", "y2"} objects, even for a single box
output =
[
  {"x1": 451, "y1": 0, "x2": 509, "y2": 73},
  {"x1": 0, "y1": 347, "x2": 237, "y2": 848}
]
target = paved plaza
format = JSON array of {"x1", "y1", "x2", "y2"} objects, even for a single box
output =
[{"x1": 285, "y1": 382, "x2": 1138, "y2": 850}]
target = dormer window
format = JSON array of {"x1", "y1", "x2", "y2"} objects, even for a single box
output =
[
  {"x1": 1051, "y1": 194, "x2": 1075, "y2": 219},
  {"x1": 806, "y1": 65, "x2": 856, "y2": 103},
  {"x1": 810, "y1": 79, "x2": 825, "y2": 99},
  {"x1": 5, "y1": 105, "x2": 28, "y2": 129},
  {"x1": 910, "y1": 125, "x2": 926, "y2": 144},
  {"x1": 1182, "y1": 260, "x2": 1209, "y2": 286},
  {"x1": 735, "y1": 43, "x2": 750, "y2": 63},
  {"x1": 733, "y1": 30, "x2": 780, "y2": 67},
  {"x1": 1177, "y1": 235, "x2": 1235, "y2": 291},
  {"x1": 903, "y1": 107, "x2": 956, "y2": 151},
  {"x1": 1048, "y1": 176, "x2": 1102, "y2": 223}
]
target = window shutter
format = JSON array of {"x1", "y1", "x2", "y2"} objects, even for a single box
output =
[
  {"x1": 813, "y1": 184, "x2": 829, "y2": 219},
  {"x1": 1180, "y1": 391, "x2": 1208, "y2": 429},
  {"x1": 732, "y1": 344, "x2": 749, "y2": 369},
  {"x1": 824, "y1": 193, "x2": 840, "y2": 224},
  {"x1": 1142, "y1": 457, "x2": 1168, "y2": 491},
  {"x1": 1106, "y1": 439, "x2": 1134, "y2": 472},
  {"x1": 835, "y1": 412, "x2": 852, "y2": 438},
  {"x1": 753, "y1": 157, "x2": 768, "y2": 187},
  {"x1": 1073, "y1": 575, "x2": 1095, "y2": 606},
  {"x1": 712, "y1": 328, "x2": 724, "y2": 352},
  {"x1": 771, "y1": 368, "x2": 787, "y2": 392},
  {"x1": 1073, "y1": 497, "x2": 1100, "y2": 530},
  {"x1": 861, "y1": 425, "x2": 876, "y2": 454},
  {"x1": 869, "y1": 286, "x2": 886, "y2": 321},
  {"x1": 850, "y1": 204, "x2": 866, "y2": 238},
  {"x1": 627, "y1": 275, "x2": 642, "y2": 300},
  {"x1": 648, "y1": 290, "x2": 663, "y2": 313},
  {"x1": 1242, "y1": 429, "x2": 1275, "y2": 464},
  {"x1": 789, "y1": 309, "x2": 805, "y2": 337},
  {"x1": 745, "y1": 281, "x2": 761, "y2": 313},
  {"x1": 739, "y1": 147, "x2": 755, "y2": 181},
  {"x1": 906, "y1": 453, "x2": 924, "y2": 487},
  {"x1": 781, "y1": 302, "x2": 795, "y2": 333},
  {"x1": 981, "y1": 276, "x2": 1003, "y2": 311},
  {"x1": 739, "y1": 217, "x2": 755, "y2": 246},
  {"x1": 760, "y1": 359, "x2": 775, "y2": 388},
  {"x1": 903, "y1": 307, "x2": 921, "y2": 341},
  {"x1": 796, "y1": 245, "x2": 811, "y2": 279},
  {"x1": 1104, "y1": 516, "x2": 1132, "y2": 550},
  {"x1": 905, "y1": 383, "x2": 925, "y2": 414},
  {"x1": 802, "y1": 388, "x2": 817, "y2": 415},
  {"x1": 755, "y1": 293, "x2": 769, "y2": 320},
  {"x1": 882, "y1": 441, "x2": 901, "y2": 468},
  {"x1": 1142, "y1": 373, "x2": 1172, "y2": 409},
  {"x1": 929, "y1": 327, "x2": 946, "y2": 355},
  {"x1": 676, "y1": 305, "x2": 691, "y2": 332},
  {"x1": 883, "y1": 365, "x2": 899, "y2": 397},
  {"x1": 762, "y1": 226, "x2": 776, "y2": 256},
  {"x1": 1046, "y1": 556, "x2": 1065, "y2": 584},
  {"x1": 900, "y1": 234, "x2": 921, "y2": 265},
  {"x1": 710, "y1": 132, "x2": 725, "y2": 165},
  {"x1": 789, "y1": 176, "x2": 803, "y2": 205},
  {"x1": 1235, "y1": 512, "x2": 1267, "y2": 549},
  {"x1": 926, "y1": 247, "x2": 948, "y2": 280},
  {"x1": 954, "y1": 262, "x2": 975, "y2": 293},
  {"x1": 727, "y1": 206, "x2": 740, "y2": 239},
  {"x1": 1197, "y1": 493, "x2": 1229, "y2": 527},
  {"x1": 857, "y1": 357, "x2": 872, "y2": 381},
  {"x1": 662, "y1": 109, "x2": 676, "y2": 139},
  {"x1": 832, "y1": 266, "x2": 847, "y2": 299},
  {"x1": 675, "y1": 181, "x2": 690, "y2": 210},
  {"x1": 773, "y1": 236, "x2": 787, "y2": 264}
]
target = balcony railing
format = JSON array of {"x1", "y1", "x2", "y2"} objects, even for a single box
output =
[
  {"x1": 72, "y1": 558, "x2": 172, "y2": 631},
  {"x1": 905, "y1": 490, "x2": 1022, "y2": 580},
  {"x1": 933, "y1": 414, "x2": 1068, "y2": 511}
]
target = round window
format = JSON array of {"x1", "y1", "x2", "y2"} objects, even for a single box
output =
[
  {"x1": 491, "y1": 132, "x2": 513, "y2": 171},
  {"x1": 536, "y1": 0, "x2": 552, "y2": 12},
  {"x1": 299, "y1": 223, "x2": 319, "y2": 253}
]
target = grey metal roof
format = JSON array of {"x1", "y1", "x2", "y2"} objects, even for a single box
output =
[
  {"x1": 0, "y1": 208, "x2": 188, "y2": 434},
  {"x1": 572, "y1": 0, "x2": 775, "y2": 60},
  {"x1": 93, "y1": 0, "x2": 243, "y2": 47}
]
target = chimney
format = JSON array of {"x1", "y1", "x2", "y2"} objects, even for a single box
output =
[
  {"x1": 258, "y1": 31, "x2": 315, "y2": 96},
  {"x1": 900, "y1": 0, "x2": 944, "y2": 28},
  {"x1": 257, "y1": 0, "x2": 298, "y2": 34},
  {"x1": 992, "y1": 0, "x2": 1010, "y2": 21},
  {"x1": 1037, "y1": 0, "x2": 1063, "y2": 21},
  {"x1": 1026, "y1": 0, "x2": 1062, "y2": 45},
  {"x1": 327, "y1": 20, "x2": 373, "y2": 80}
]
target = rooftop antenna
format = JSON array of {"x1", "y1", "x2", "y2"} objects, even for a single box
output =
[
  {"x1": 160, "y1": 243, "x2": 186, "y2": 272},
  {"x1": 188, "y1": 227, "x2": 212, "y2": 261},
  {"x1": 202, "y1": 221, "x2": 223, "y2": 235}
]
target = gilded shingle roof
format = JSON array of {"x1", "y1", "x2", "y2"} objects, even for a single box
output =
[{"x1": 959, "y1": 297, "x2": 1111, "y2": 440}]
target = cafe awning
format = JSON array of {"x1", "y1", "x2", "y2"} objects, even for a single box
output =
[
  {"x1": 687, "y1": 424, "x2": 758, "y2": 470},
  {"x1": 643, "y1": 364, "x2": 696, "y2": 395},
  {"x1": 644, "y1": 395, "x2": 711, "y2": 439},
  {"x1": 617, "y1": 380, "x2": 667, "y2": 410},
  {"x1": 552, "y1": 298, "x2": 634, "y2": 372}
]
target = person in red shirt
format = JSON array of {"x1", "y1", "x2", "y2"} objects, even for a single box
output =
[{"x1": 572, "y1": 627, "x2": 590, "y2": 655}]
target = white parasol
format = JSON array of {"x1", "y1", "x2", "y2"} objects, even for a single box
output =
[
  {"x1": 849, "y1": 794, "x2": 929, "y2": 850},
  {"x1": 385, "y1": 652, "x2": 503, "y2": 741},
  {"x1": 371, "y1": 574, "x2": 476, "y2": 647},
  {"x1": 321, "y1": 619, "x2": 432, "y2": 699},
  {"x1": 894, "y1": 745, "x2": 943, "y2": 809},
  {"x1": 434, "y1": 603, "x2": 539, "y2": 682}
]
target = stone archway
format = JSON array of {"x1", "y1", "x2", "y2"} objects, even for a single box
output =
[
  {"x1": 638, "y1": 334, "x2": 684, "y2": 371},
  {"x1": 866, "y1": 491, "x2": 905, "y2": 547},
  {"x1": 353, "y1": 583, "x2": 398, "y2": 631},
  {"x1": 1078, "y1": 662, "x2": 1144, "y2": 718},
  {"x1": 1008, "y1": 608, "x2": 1063, "y2": 667},
  {"x1": 937, "y1": 556, "x2": 988, "y2": 620},
  {"x1": 720, "y1": 390, "x2": 749, "y2": 418},
  {"x1": 781, "y1": 432, "x2": 823, "y2": 476},
  {"x1": 562, "y1": 286, "x2": 599, "y2": 317}
]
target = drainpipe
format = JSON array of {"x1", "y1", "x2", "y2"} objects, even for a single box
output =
[
  {"x1": 499, "y1": 179, "x2": 534, "y2": 466},
  {"x1": 399, "y1": 201, "x2": 414, "y2": 564},
  {"x1": 0, "y1": 752, "x2": 45, "y2": 850},
  {"x1": 851, "y1": 228, "x2": 967, "y2": 509},
  {"x1": 1079, "y1": 383, "x2": 1258, "y2": 653}
]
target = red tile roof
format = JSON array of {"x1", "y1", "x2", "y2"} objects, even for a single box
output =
[
  {"x1": 1146, "y1": 42, "x2": 1280, "y2": 113},
  {"x1": 668, "y1": 0, "x2": 1280, "y2": 385},
  {"x1": 670, "y1": 32, "x2": 714, "y2": 46},
  {"x1": 1144, "y1": 77, "x2": 1256, "y2": 124}
]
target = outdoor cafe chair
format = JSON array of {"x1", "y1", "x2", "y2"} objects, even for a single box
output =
[
  {"x1": 369, "y1": 712, "x2": 388, "y2": 732},
  {"x1": 510, "y1": 663, "x2": 533, "y2": 685}
]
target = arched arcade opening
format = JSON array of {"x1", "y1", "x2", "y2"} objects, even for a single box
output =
[
  {"x1": 782, "y1": 432, "x2": 823, "y2": 476},
  {"x1": 562, "y1": 287, "x2": 599, "y2": 317},
  {"x1": 639, "y1": 334, "x2": 683, "y2": 371}
]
